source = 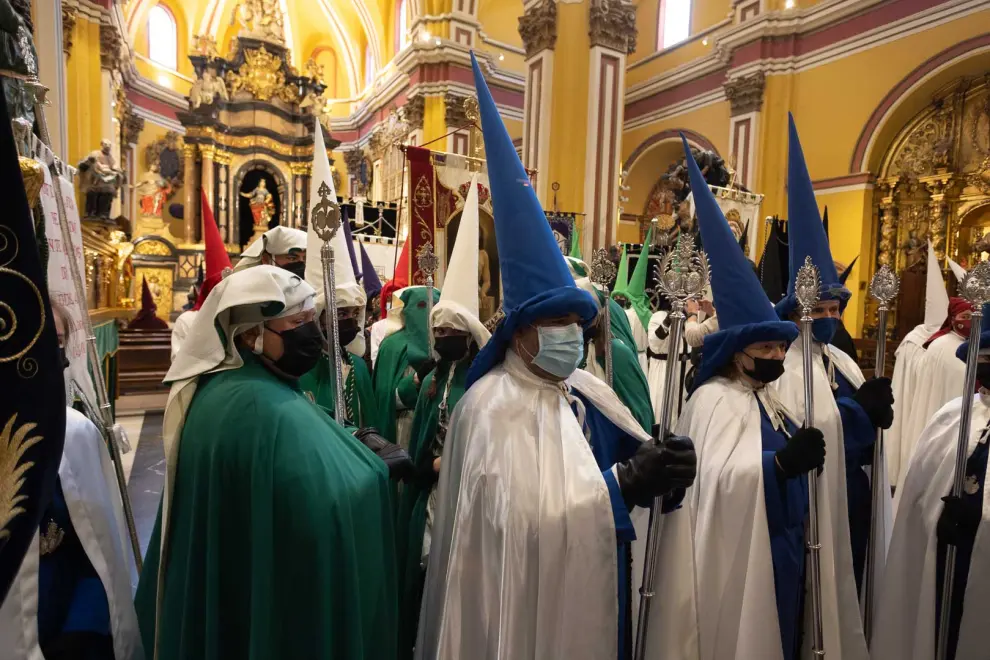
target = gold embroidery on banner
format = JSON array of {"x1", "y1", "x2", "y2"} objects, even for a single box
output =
[
  {"x1": 0, "y1": 415, "x2": 43, "y2": 541},
  {"x1": 39, "y1": 520, "x2": 64, "y2": 555},
  {"x1": 1, "y1": 219, "x2": 47, "y2": 370}
]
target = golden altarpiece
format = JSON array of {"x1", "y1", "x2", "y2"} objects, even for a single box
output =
[
  {"x1": 866, "y1": 74, "x2": 990, "y2": 340},
  {"x1": 129, "y1": 1, "x2": 338, "y2": 318}
]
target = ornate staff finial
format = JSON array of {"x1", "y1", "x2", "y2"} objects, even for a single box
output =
[
  {"x1": 417, "y1": 242, "x2": 439, "y2": 278},
  {"x1": 653, "y1": 235, "x2": 709, "y2": 307},
  {"x1": 310, "y1": 181, "x2": 341, "y2": 243},
  {"x1": 590, "y1": 247, "x2": 617, "y2": 288},
  {"x1": 795, "y1": 255, "x2": 822, "y2": 316},
  {"x1": 959, "y1": 260, "x2": 990, "y2": 308},
  {"x1": 869, "y1": 264, "x2": 899, "y2": 309}
]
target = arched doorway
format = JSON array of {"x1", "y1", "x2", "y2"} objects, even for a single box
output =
[{"x1": 233, "y1": 161, "x2": 288, "y2": 248}]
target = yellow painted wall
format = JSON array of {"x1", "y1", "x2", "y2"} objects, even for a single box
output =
[
  {"x1": 130, "y1": 0, "x2": 195, "y2": 96},
  {"x1": 65, "y1": 18, "x2": 104, "y2": 165}
]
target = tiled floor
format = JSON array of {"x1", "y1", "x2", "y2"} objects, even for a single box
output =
[{"x1": 116, "y1": 407, "x2": 165, "y2": 557}]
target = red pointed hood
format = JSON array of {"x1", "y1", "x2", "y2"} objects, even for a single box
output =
[
  {"x1": 193, "y1": 191, "x2": 232, "y2": 311},
  {"x1": 380, "y1": 239, "x2": 411, "y2": 316}
]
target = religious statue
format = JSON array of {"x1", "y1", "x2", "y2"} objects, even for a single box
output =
[
  {"x1": 136, "y1": 162, "x2": 172, "y2": 218},
  {"x1": 241, "y1": 178, "x2": 276, "y2": 235},
  {"x1": 901, "y1": 228, "x2": 926, "y2": 270},
  {"x1": 232, "y1": 0, "x2": 284, "y2": 44},
  {"x1": 478, "y1": 226, "x2": 494, "y2": 321},
  {"x1": 77, "y1": 139, "x2": 125, "y2": 221},
  {"x1": 0, "y1": 0, "x2": 38, "y2": 126},
  {"x1": 190, "y1": 68, "x2": 229, "y2": 109},
  {"x1": 725, "y1": 208, "x2": 745, "y2": 243}
]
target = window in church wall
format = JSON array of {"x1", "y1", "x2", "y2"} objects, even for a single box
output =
[
  {"x1": 147, "y1": 4, "x2": 178, "y2": 70},
  {"x1": 656, "y1": 0, "x2": 691, "y2": 50},
  {"x1": 396, "y1": 0, "x2": 410, "y2": 52}
]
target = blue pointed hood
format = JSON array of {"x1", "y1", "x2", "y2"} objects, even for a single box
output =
[
  {"x1": 681, "y1": 136, "x2": 798, "y2": 390},
  {"x1": 775, "y1": 114, "x2": 850, "y2": 318},
  {"x1": 360, "y1": 242, "x2": 382, "y2": 300},
  {"x1": 466, "y1": 52, "x2": 596, "y2": 386},
  {"x1": 341, "y1": 205, "x2": 362, "y2": 282}
]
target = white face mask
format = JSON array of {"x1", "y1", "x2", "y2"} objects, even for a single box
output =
[{"x1": 528, "y1": 323, "x2": 585, "y2": 379}]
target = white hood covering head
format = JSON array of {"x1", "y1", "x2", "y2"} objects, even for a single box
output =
[
  {"x1": 158, "y1": 265, "x2": 315, "y2": 596},
  {"x1": 924, "y1": 241, "x2": 950, "y2": 328},
  {"x1": 947, "y1": 256, "x2": 967, "y2": 283},
  {"x1": 234, "y1": 226, "x2": 308, "y2": 272},
  {"x1": 304, "y1": 122, "x2": 368, "y2": 356},
  {"x1": 431, "y1": 174, "x2": 491, "y2": 349}
]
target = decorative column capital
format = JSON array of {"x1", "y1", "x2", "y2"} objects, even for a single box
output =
[
  {"x1": 723, "y1": 72, "x2": 766, "y2": 116},
  {"x1": 343, "y1": 149, "x2": 365, "y2": 173},
  {"x1": 122, "y1": 110, "x2": 145, "y2": 145},
  {"x1": 62, "y1": 5, "x2": 78, "y2": 58},
  {"x1": 518, "y1": 0, "x2": 557, "y2": 59},
  {"x1": 404, "y1": 94, "x2": 426, "y2": 131},
  {"x1": 182, "y1": 143, "x2": 198, "y2": 160},
  {"x1": 588, "y1": 0, "x2": 637, "y2": 55},
  {"x1": 99, "y1": 23, "x2": 122, "y2": 70},
  {"x1": 445, "y1": 93, "x2": 469, "y2": 128}
]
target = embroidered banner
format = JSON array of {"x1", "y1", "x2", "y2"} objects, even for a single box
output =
[{"x1": 406, "y1": 146, "x2": 437, "y2": 285}]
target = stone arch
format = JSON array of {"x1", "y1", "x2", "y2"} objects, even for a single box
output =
[{"x1": 623, "y1": 128, "x2": 718, "y2": 174}]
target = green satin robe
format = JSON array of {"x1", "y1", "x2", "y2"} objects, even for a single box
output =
[
  {"x1": 299, "y1": 351, "x2": 376, "y2": 428},
  {"x1": 134, "y1": 352, "x2": 398, "y2": 660}
]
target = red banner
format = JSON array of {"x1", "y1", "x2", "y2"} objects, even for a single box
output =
[{"x1": 405, "y1": 146, "x2": 436, "y2": 285}]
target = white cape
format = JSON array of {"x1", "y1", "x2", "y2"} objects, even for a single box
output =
[
  {"x1": 626, "y1": 307, "x2": 649, "y2": 372},
  {"x1": 872, "y1": 394, "x2": 990, "y2": 659},
  {"x1": 415, "y1": 351, "x2": 650, "y2": 660},
  {"x1": 887, "y1": 323, "x2": 940, "y2": 489},
  {"x1": 656, "y1": 377, "x2": 791, "y2": 659},
  {"x1": 0, "y1": 408, "x2": 144, "y2": 660},
  {"x1": 170, "y1": 309, "x2": 197, "y2": 361},
  {"x1": 769, "y1": 337, "x2": 875, "y2": 660},
  {"x1": 904, "y1": 333, "x2": 965, "y2": 459}
]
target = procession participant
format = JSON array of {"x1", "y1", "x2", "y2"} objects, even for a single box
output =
[
  {"x1": 171, "y1": 192, "x2": 229, "y2": 361},
  {"x1": 569, "y1": 256, "x2": 639, "y2": 357},
  {"x1": 134, "y1": 266, "x2": 398, "y2": 660},
  {"x1": 415, "y1": 53, "x2": 697, "y2": 660},
  {"x1": 361, "y1": 241, "x2": 384, "y2": 329},
  {"x1": 646, "y1": 298, "x2": 688, "y2": 423},
  {"x1": 128, "y1": 278, "x2": 168, "y2": 330},
  {"x1": 299, "y1": 124, "x2": 376, "y2": 427},
  {"x1": 624, "y1": 231, "x2": 655, "y2": 371},
  {"x1": 684, "y1": 297, "x2": 718, "y2": 347},
  {"x1": 612, "y1": 244, "x2": 630, "y2": 309},
  {"x1": 232, "y1": 225, "x2": 307, "y2": 274},
  {"x1": 397, "y1": 175, "x2": 491, "y2": 659},
  {"x1": 887, "y1": 242, "x2": 949, "y2": 489},
  {"x1": 372, "y1": 240, "x2": 411, "y2": 365},
  {"x1": 771, "y1": 116, "x2": 891, "y2": 652},
  {"x1": 648, "y1": 135, "x2": 827, "y2": 660},
  {"x1": 0, "y1": 351, "x2": 144, "y2": 660},
  {"x1": 372, "y1": 285, "x2": 439, "y2": 448},
  {"x1": 832, "y1": 260, "x2": 860, "y2": 362},
  {"x1": 872, "y1": 328, "x2": 990, "y2": 660}
]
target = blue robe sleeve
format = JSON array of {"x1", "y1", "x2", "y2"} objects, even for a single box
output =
[
  {"x1": 836, "y1": 397, "x2": 874, "y2": 468},
  {"x1": 603, "y1": 468, "x2": 636, "y2": 543}
]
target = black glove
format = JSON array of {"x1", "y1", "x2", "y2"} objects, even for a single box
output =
[
  {"x1": 775, "y1": 427, "x2": 826, "y2": 478},
  {"x1": 616, "y1": 434, "x2": 697, "y2": 510},
  {"x1": 415, "y1": 358, "x2": 437, "y2": 384},
  {"x1": 354, "y1": 427, "x2": 416, "y2": 482},
  {"x1": 936, "y1": 494, "x2": 981, "y2": 547},
  {"x1": 854, "y1": 377, "x2": 894, "y2": 430}
]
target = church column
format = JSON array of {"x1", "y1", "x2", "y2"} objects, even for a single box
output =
[
  {"x1": 99, "y1": 23, "x2": 121, "y2": 217},
  {"x1": 922, "y1": 173, "x2": 954, "y2": 264},
  {"x1": 724, "y1": 72, "x2": 765, "y2": 257},
  {"x1": 121, "y1": 109, "x2": 144, "y2": 223},
  {"x1": 182, "y1": 143, "x2": 200, "y2": 244},
  {"x1": 877, "y1": 177, "x2": 900, "y2": 268},
  {"x1": 214, "y1": 149, "x2": 233, "y2": 243},
  {"x1": 582, "y1": 0, "x2": 636, "y2": 253},
  {"x1": 35, "y1": 0, "x2": 69, "y2": 160},
  {"x1": 519, "y1": 0, "x2": 555, "y2": 206},
  {"x1": 290, "y1": 162, "x2": 311, "y2": 229},
  {"x1": 200, "y1": 143, "x2": 216, "y2": 240}
]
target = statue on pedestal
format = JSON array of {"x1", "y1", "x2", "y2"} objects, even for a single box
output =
[
  {"x1": 77, "y1": 139, "x2": 124, "y2": 221},
  {"x1": 137, "y1": 162, "x2": 172, "y2": 217},
  {"x1": 190, "y1": 68, "x2": 229, "y2": 110},
  {"x1": 241, "y1": 178, "x2": 275, "y2": 239},
  {"x1": 232, "y1": 0, "x2": 284, "y2": 44}
]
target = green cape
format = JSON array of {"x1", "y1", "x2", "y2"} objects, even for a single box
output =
[
  {"x1": 395, "y1": 359, "x2": 470, "y2": 658},
  {"x1": 612, "y1": 246, "x2": 629, "y2": 298},
  {"x1": 372, "y1": 287, "x2": 439, "y2": 443},
  {"x1": 568, "y1": 223, "x2": 583, "y2": 260},
  {"x1": 589, "y1": 337, "x2": 655, "y2": 433},
  {"x1": 135, "y1": 353, "x2": 398, "y2": 659},
  {"x1": 299, "y1": 351, "x2": 376, "y2": 428},
  {"x1": 626, "y1": 227, "x2": 654, "y2": 331}
]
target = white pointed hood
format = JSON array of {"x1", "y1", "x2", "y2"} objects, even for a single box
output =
[
  {"x1": 305, "y1": 123, "x2": 367, "y2": 355},
  {"x1": 431, "y1": 174, "x2": 491, "y2": 349},
  {"x1": 924, "y1": 241, "x2": 950, "y2": 328},
  {"x1": 947, "y1": 256, "x2": 967, "y2": 283}
]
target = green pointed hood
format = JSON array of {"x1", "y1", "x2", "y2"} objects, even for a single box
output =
[
  {"x1": 626, "y1": 227, "x2": 654, "y2": 329},
  {"x1": 611, "y1": 246, "x2": 630, "y2": 299},
  {"x1": 568, "y1": 223, "x2": 583, "y2": 260}
]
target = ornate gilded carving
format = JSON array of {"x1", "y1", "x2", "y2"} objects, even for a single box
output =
[
  {"x1": 99, "y1": 24, "x2": 121, "y2": 70},
  {"x1": 404, "y1": 94, "x2": 425, "y2": 131},
  {"x1": 367, "y1": 109, "x2": 409, "y2": 162},
  {"x1": 343, "y1": 149, "x2": 365, "y2": 174},
  {"x1": 877, "y1": 178, "x2": 899, "y2": 268},
  {"x1": 123, "y1": 111, "x2": 144, "y2": 146},
  {"x1": 0, "y1": 415, "x2": 42, "y2": 541},
  {"x1": 891, "y1": 98, "x2": 955, "y2": 178},
  {"x1": 231, "y1": 0, "x2": 285, "y2": 45},
  {"x1": 922, "y1": 174, "x2": 953, "y2": 263},
  {"x1": 133, "y1": 239, "x2": 171, "y2": 256},
  {"x1": 191, "y1": 34, "x2": 221, "y2": 60},
  {"x1": 724, "y1": 72, "x2": 766, "y2": 116},
  {"x1": 588, "y1": 0, "x2": 637, "y2": 55},
  {"x1": 518, "y1": 0, "x2": 557, "y2": 58},
  {"x1": 445, "y1": 94, "x2": 468, "y2": 128},
  {"x1": 190, "y1": 68, "x2": 229, "y2": 109},
  {"x1": 213, "y1": 149, "x2": 233, "y2": 166},
  {"x1": 289, "y1": 161, "x2": 311, "y2": 176},
  {"x1": 225, "y1": 46, "x2": 298, "y2": 103},
  {"x1": 61, "y1": 5, "x2": 77, "y2": 57}
]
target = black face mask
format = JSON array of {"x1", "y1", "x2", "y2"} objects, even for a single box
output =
[
  {"x1": 59, "y1": 346, "x2": 70, "y2": 370},
  {"x1": 337, "y1": 317, "x2": 360, "y2": 348},
  {"x1": 741, "y1": 354, "x2": 785, "y2": 384},
  {"x1": 434, "y1": 335, "x2": 470, "y2": 362},
  {"x1": 279, "y1": 261, "x2": 306, "y2": 278},
  {"x1": 977, "y1": 363, "x2": 990, "y2": 389},
  {"x1": 268, "y1": 321, "x2": 323, "y2": 378}
]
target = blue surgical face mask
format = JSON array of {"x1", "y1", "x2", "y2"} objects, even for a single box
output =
[
  {"x1": 529, "y1": 323, "x2": 585, "y2": 379},
  {"x1": 812, "y1": 317, "x2": 838, "y2": 344}
]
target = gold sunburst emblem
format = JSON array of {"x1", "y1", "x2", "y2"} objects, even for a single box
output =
[{"x1": 0, "y1": 415, "x2": 43, "y2": 541}]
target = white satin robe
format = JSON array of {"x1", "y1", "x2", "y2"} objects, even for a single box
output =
[
  {"x1": 887, "y1": 323, "x2": 940, "y2": 490},
  {"x1": 872, "y1": 394, "x2": 990, "y2": 659},
  {"x1": 0, "y1": 408, "x2": 144, "y2": 660},
  {"x1": 415, "y1": 350, "x2": 651, "y2": 660},
  {"x1": 626, "y1": 307, "x2": 649, "y2": 373},
  {"x1": 904, "y1": 333, "x2": 965, "y2": 460}
]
